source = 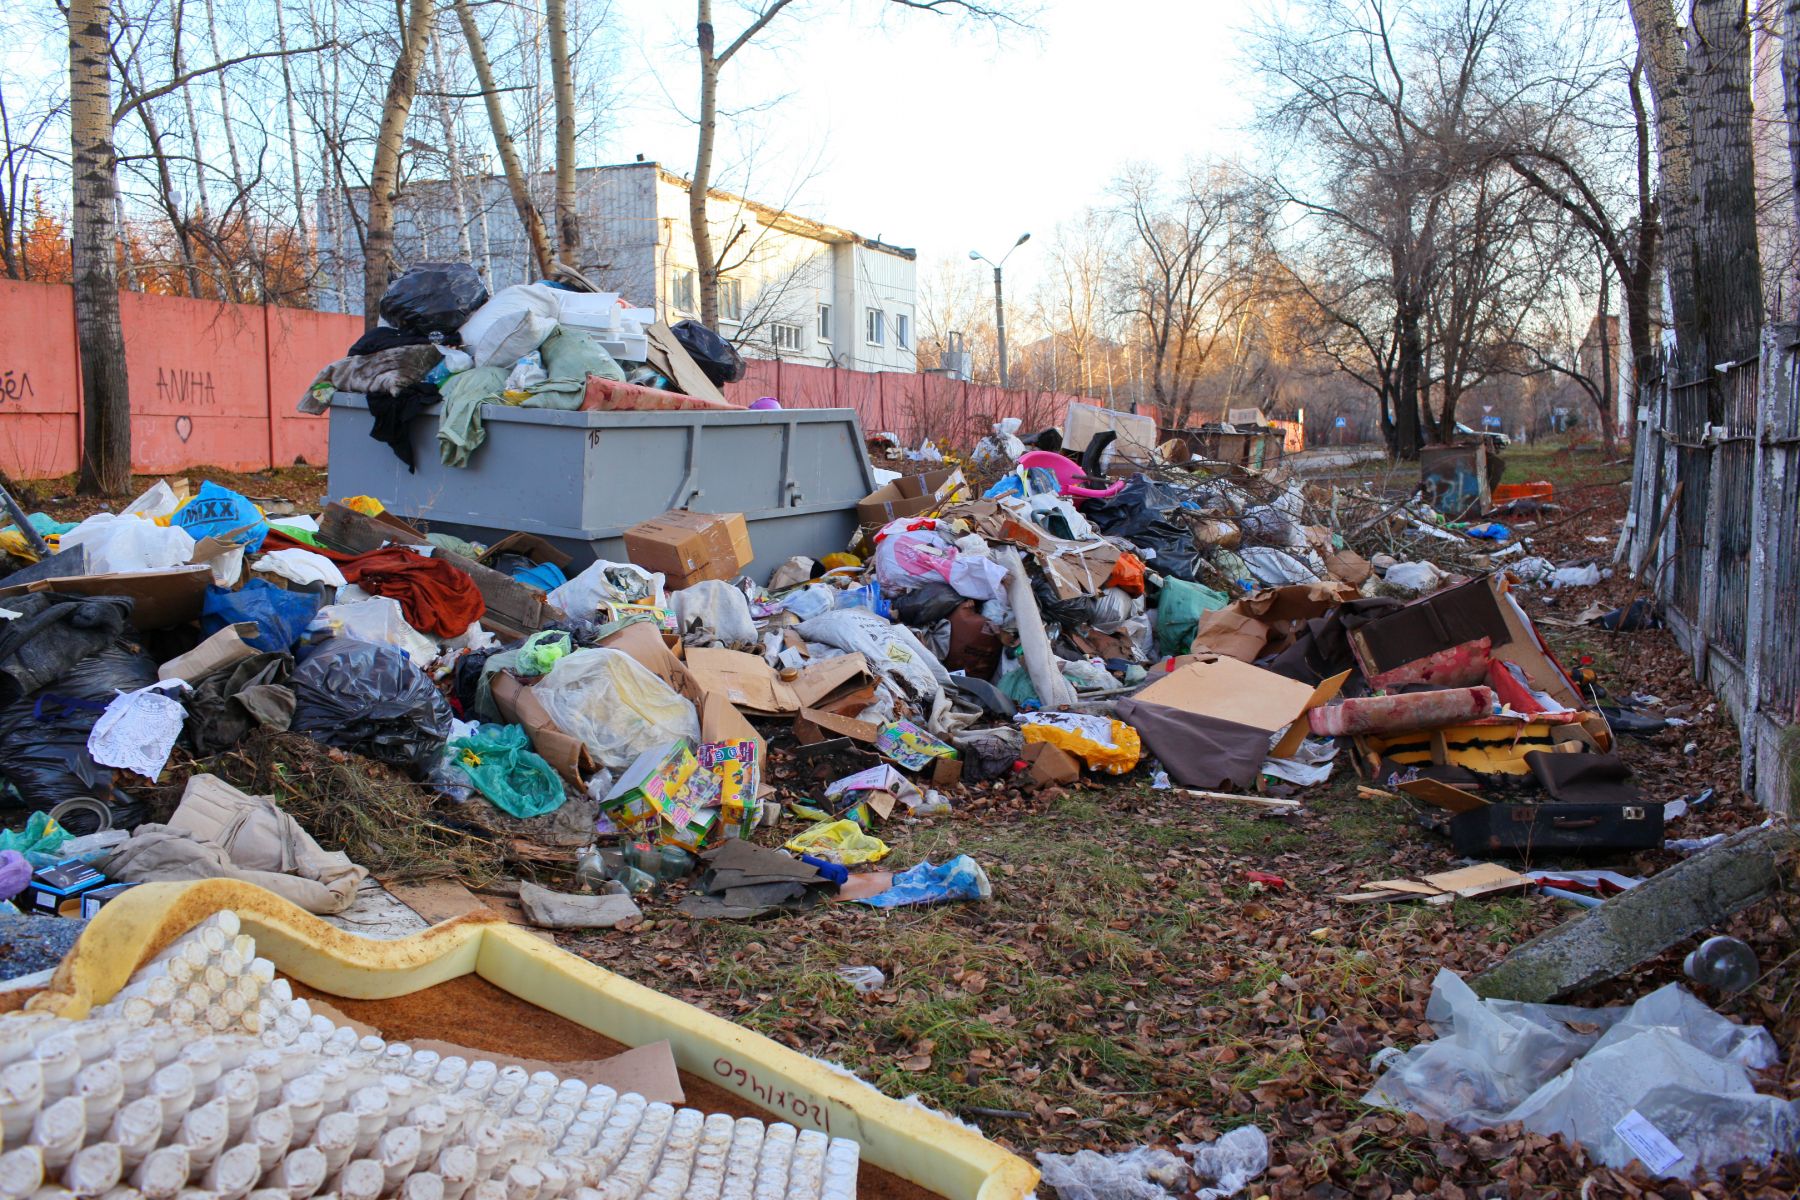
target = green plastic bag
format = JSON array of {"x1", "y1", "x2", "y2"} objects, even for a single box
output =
[
  {"x1": 1155, "y1": 576, "x2": 1230, "y2": 656},
  {"x1": 517, "y1": 630, "x2": 572, "y2": 677},
  {"x1": 0, "y1": 811, "x2": 70, "y2": 862},
  {"x1": 450, "y1": 724, "x2": 568, "y2": 818}
]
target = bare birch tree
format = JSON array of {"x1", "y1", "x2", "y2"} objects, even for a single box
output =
[
  {"x1": 452, "y1": 0, "x2": 553, "y2": 279},
  {"x1": 362, "y1": 0, "x2": 435, "y2": 327}
]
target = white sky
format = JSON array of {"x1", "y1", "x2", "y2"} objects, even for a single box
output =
[{"x1": 601, "y1": 1, "x2": 1259, "y2": 295}]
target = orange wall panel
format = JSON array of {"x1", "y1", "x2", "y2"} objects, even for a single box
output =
[{"x1": 0, "y1": 279, "x2": 81, "y2": 479}]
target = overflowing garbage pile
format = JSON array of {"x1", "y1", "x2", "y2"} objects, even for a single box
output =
[
  {"x1": 2, "y1": 345, "x2": 1793, "y2": 1178},
  {"x1": 0, "y1": 408, "x2": 1714, "y2": 913},
  {"x1": 299, "y1": 262, "x2": 753, "y2": 475}
]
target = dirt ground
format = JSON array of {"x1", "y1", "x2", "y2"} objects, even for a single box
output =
[{"x1": 564, "y1": 443, "x2": 1800, "y2": 1200}]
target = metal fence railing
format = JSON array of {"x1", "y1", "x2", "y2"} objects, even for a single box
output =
[{"x1": 1624, "y1": 327, "x2": 1800, "y2": 811}]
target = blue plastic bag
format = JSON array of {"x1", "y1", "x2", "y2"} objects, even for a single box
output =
[
  {"x1": 172, "y1": 481, "x2": 270, "y2": 552},
  {"x1": 1466, "y1": 522, "x2": 1511, "y2": 542},
  {"x1": 512, "y1": 561, "x2": 567, "y2": 593},
  {"x1": 202, "y1": 580, "x2": 321, "y2": 652},
  {"x1": 856, "y1": 855, "x2": 992, "y2": 908}
]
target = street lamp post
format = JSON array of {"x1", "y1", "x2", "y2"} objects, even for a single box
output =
[{"x1": 970, "y1": 233, "x2": 1030, "y2": 389}]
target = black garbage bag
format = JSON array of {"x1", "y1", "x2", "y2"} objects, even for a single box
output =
[
  {"x1": 290, "y1": 638, "x2": 452, "y2": 769},
  {"x1": 1082, "y1": 475, "x2": 1207, "y2": 581},
  {"x1": 0, "y1": 642, "x2": 159, "y2": 814},
  {"x1": 0, "y1": 592, "x2": 134, "y2": 706},
  {"x1": 1031, "y1": 574, "x2": 1100, "y2": 630},
  {"x1": 671, "y1": 320, "x2": 746, "y2": 386},
  {"x1": 377, "y1": 263, "x2": 489, "y2": 338},
  {"x1": 889, "y1": 581, "x2": 965, "y2": 626}
]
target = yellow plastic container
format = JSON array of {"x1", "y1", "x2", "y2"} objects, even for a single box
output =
[{"x1": 26, "y1": 879, "x2": 1036, "y2": 1200}]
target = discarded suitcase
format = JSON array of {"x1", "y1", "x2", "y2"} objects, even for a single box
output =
[{"x1": 1450, "y1": 800, "x2": 1665, "y2": 856}]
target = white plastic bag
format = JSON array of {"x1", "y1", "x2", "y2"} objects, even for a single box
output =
[
  {"x1": 504, "y1": 350, "x2": 547, "y2": 390},
  {"x1": 1366, "y1": 971, "x2": 1800, "y2": 1178},
  {"x1": 1180, "y1": 1127, "x2": 1269, "y2": 1200},
  {"x1": 1035, "y1": 1149, "x2": 1188, "y2": 1200},
  {"x1": 1381, "y1": 560, "x2": 1447, "y2": 594},
  {"x1": 309, "y1": 596, "x2": 438, "y2": 664},
  {"x1": 458, "y1": 283, "x2": 560, "y2": 368},
  {"x1": 548, "y1": 559, "x2": 666, "y2": 617},
  {"x1": 796, "y1": 607, "x2": 952, "y2": 729},
  {"x1": 119, "y1": 479, "x2": 182, "y2": 520},
  {"x1": 254, "y1": 548, "x2": 348, "y2": 588},
  {"x1": 671, "y1": 579, "x2": 758, "y2": 650},
  {"x1": 58, "y1": 514, "x2": 196, "y2": 573},
  {"x1": 534, "y1": 648, "x2": 700, "y2": 770}
]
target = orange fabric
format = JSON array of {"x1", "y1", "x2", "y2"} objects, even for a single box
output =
[
  {"x1": 1106, "y1": 551, "x2": 1147, "y2": 597},
  {"x1": 340, "y1": 546, "x2": 486, "y2": 638}
]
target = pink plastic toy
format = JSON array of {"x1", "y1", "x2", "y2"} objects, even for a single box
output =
[{"x1": 1017, "y1": 450, "x2": 1127, "y2": 501}]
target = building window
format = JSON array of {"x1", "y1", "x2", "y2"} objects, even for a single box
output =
[
  {"x1": 865, "y1": 308, "x2": 885, "y2": 347},
  {"x1": 771, "y1": 322, "x2": 804, "y2": 352},
  {"x1": 719, "y1": 278, "x2": 743, "y2": 322},
  {"x1": 817, "y1": 303, "x2": 832, "y2": 341},
  {"x1": 670, "y1": 267, "x2": 696, "y2": 314},
  {"x1": 895, "y1": 313, "x2": 910, "y2": 349}
]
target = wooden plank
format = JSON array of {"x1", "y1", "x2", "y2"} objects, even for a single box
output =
[{"x1": 1398, "y1": 778, "x2": 1490, "y2": 813}]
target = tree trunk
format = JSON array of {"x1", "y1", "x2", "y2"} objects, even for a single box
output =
[
  {"x1": 1395, "y1": 300, "x2": 1424, "y2": 459},
  {"x1": 428, "y1": 18, "x2": 478, "y2": 271},
  {"x1": 1687, "y1": 0, "x2": 1764, "y2": 367},
  {"x1": 203, "y1": 0, "x2": 247, "y2": 203},
  {"x1": 692, "y1": 1, "x2": 719, "y2": 327},
  {"x1": 274, "y1": 0, "x2": 310, "y2": 268},
  {"x1": 1786, "y1": 0, "x2": 1800, "y2": 320},
  {"x1": 1629, "y1": 0, "x2": 1701, "y2": 369},
  {"x1": 546, "y1": 0, "x2": 579, "y2": 264},
  {"x1": 452, "y1": 0, "x2": 554, "y2": 280},
  {"x1": 69, "y1": 0, "x2": 131, "y2": 496},
  {"x1": 362, "y1": 0, "x2": 435, "y2": 329}
]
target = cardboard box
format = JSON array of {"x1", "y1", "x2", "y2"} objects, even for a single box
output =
[
  {"x1": 79, "y1": 881, "x2": 141, "y2": 918},
  {"x1": 623, "y1": 510, "x2": 751, "y2": 585},
  {"x1": 157, "y1": 622, "x2": 261, "y2": 683},
  {"x1": 896, "y1": 468, "x2": 969, "y2": 503},
  {"x1": 1020, "y1": 741, "x2": 1080, "y2": 786},
  {"x1": 0, "y1": 565, "x2": 214, "y2": 630},
  {"x1": 1134, "y1": 656, "x2": 1349, "y2": 759},
  {"x1": 477, "y1": 533, "x2": 574, "y2": 572},
  {"x1": 20, "y1": 858, "x2": 108, "y2": 915}
]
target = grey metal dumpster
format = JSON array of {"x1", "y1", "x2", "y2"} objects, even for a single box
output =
[{"x1": 327, "y1": 397, "x2": 877, "y2": 583}]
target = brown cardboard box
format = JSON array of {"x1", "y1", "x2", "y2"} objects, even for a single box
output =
[
  {"x1": 896, "y1": 468, "x2": 968, "y2": 503},
  {"x1": 856, "y1": 482, "x2": 933, "y2": 527},
  {"x1": 477, "y1": 533, "x2": 574, "y2": 572},
  {"x1": 856, "y1": 468, "x2": 967, "y2": 527},
  {"x1": 1134, "y1": 655, "x2": 1349, "y2": 759},
  {"x1": 1020, "y1": 742, "x2": 1080, "y2": 786},
  {"x1": 623, "y1": 510, "x2": 751, "y2": 584},
  {"x1": 0, "y1": 565, "x2": 213, "y2": 629}
]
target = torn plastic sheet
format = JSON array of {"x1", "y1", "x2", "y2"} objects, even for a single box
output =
[
  {"x1": 1035, "y1": 1128, "x2": 1268, "y2": 1200},
  {"x1": 1181, "y1": 1126, "x2": 1270, "y2": 1200},
  {"x1": 1365, "y1": 970, "x2": 1796, "y2": 1177},
  {"x1": 1261, "y1": 736, "x2": 1338, "y2": 787}
]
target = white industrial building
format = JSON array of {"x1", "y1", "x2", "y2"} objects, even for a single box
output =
[{"x1": 317, "y1": 161, "x2": 917, "y2": 373}]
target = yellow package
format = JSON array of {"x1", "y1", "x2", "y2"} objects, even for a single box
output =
[
  {"x1": 785, "y1": 819, "x2": 890, "y2": 866},
  {"x1": 0, "y1": 529, "x2": 41, "y2": 563},
  {"x1": 1020, "y1": 712, "x2": 1142, "y2": 775},
  {"x1": 340, "y1": 495, "x2": 386, "y2": 516},
  {"x1": 818, "y1": 552, "x2": 862, "y2": 572}
]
